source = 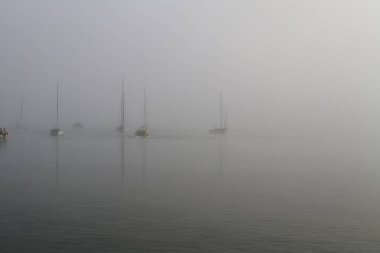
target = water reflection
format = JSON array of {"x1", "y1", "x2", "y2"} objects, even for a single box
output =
[
  {"x1": 54, "y1": 137, "x2": 60, "y2": 186},
  {"x1": 119, "y1": 132, "x2": 126, "y2": 187},
  {"x1": 18, "y1": 137, "x2": 24, "y2": 170},
  {"x1": 217, "y1": 136, "x2": 225, "y2": 176},
  {"x1": 141, "y1": 138, "x2": 147, "y2": 185},
  {"x1": 0, "y1": 139, "x2": 7, "y2": 169},
  {"x1": 0, "y1": 138, "x2": 7, "y2": 152}
]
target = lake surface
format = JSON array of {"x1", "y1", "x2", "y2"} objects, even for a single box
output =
[{"x1": 1, "y1": 129, "x2": 380, "y2": 252}]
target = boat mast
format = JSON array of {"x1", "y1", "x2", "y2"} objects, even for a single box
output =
[
  {"x1": 121, "y1": 80, "x2": 125, "y2": 127},
  {"x1": 19, "y1": 97, "x2": 23, "y2": 123},
  {"x1": 143, "y1": 87, "x2": 147, "y2": 129},
  {"x1": 219, "y1": 90, "x2": 224, "y2": 129},
  {"x1": 56, "y1": 81, "x2": 59, "y2": 128},
  {"x1": 224, "y1": 108, "x2": 228, "y2": 129}
]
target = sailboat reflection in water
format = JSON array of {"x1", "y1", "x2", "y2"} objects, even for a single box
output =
[
  {"x1": 119, "y1": 132, "x2": 127, "y2": 187},
  {"x1": 54, "y1": 137, "x2": 60, "y2": 187},
  {"x1": 0, "y1": 137, "x2": 7, "y2": 150},
  {"x1": 217, "y1": 137, "x2": 225, "y2": 176},
  {"x1": 141, "y1": 138, "x2": 147, "y2": 184}
]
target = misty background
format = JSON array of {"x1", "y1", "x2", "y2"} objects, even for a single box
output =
[{"x1": 1, "y1": 0, "x2": 379, "y2": 135}]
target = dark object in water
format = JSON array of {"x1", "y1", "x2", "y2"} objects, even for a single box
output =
[
  {"x1": 0, "y1": 128, "x2": 9, "y2": 139},
  {"x1": 135, "y1": 128, "x2": 149, "y2": 137},
  {"x1": 50, "y1": 128, "x2": 63, "y2": 136}
]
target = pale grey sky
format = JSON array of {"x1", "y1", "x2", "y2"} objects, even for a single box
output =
[{"x1": 1, "y1": 0, "x2": 380, "y2": 134}]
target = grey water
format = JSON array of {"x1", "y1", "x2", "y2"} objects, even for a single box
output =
[{"x1": 1, "y1": 129, "x2": 380, "y2": 252}]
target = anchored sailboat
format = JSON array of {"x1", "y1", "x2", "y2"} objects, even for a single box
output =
[
  {"x1": 50, "y1": 82, "x2": 63, "y2": 136},
  {"x1": 135, "y1": 87, "x2": 149, "y2": 137},
  {"x1": 15, "y1": 97, "x2": 26, "y2": 129},
  {"x1": 117, "y1": 80, "x2": 127, "y2": 132},
  {"x1": 209, "y1": 91, "x2": 227, "y2": 134}
]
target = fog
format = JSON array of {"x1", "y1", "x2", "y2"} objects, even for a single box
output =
[{"x1": 1, "y1": 0, "x2": 380, "y2": 135}]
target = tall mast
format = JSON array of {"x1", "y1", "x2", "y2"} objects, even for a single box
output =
[
  {"x1": 19, "y1": 97, "x2": 23, "y2": 122},
  {"x1": 224, "y1": 109, "x2": 228, "y2": 129},
  {"x1": 121, "y1": 80, "x2": 125, "y2": 126},
  {"x1": 219, "y1": 90, "x2": 224, "y2": 129},
  {"x1": 56, "y1": 81, "x2": 59, "y2": 128},
  {"x1": 143, "y1": 87, "x2": 147, "y2": 129}
]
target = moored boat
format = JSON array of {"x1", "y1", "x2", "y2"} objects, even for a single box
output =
[
  {"x1": 50, "y1": 82, "x2": 64, "y2": 136},
  {"x1": 135, "y1": 88, "x2": 149, "y2": 137},
  {"x1": 210, "y1": 91, "x2": 227, "y2": 134},
  {"x1": 117, "y1": 80, "x2": 128, "y2": 132}
]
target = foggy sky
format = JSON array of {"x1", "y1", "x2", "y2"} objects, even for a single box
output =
[{"x1": 1, "y1": 0, "x2": 380, "y2": 135}]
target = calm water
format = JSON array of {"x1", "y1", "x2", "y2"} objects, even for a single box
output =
[{"x1": 1, "y1": 129, "x2": 380, "y2": 252}]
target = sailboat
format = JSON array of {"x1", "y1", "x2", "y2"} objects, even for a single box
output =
[
  {"x1": 135, "y1": 87, "x2": 149, "y2": 137},
  {"x1": 209, "y1": 91, "x2": 227, "y2": 134},
  {"x1": 15, "y1": 97, "x2": 27, "y2": 129},
  {"x1": 50, "y1": 82, "x2": 64, "y2": 136},
  {"x1": 116, "y1": 80, "x2": 127, "y2": 132}
]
